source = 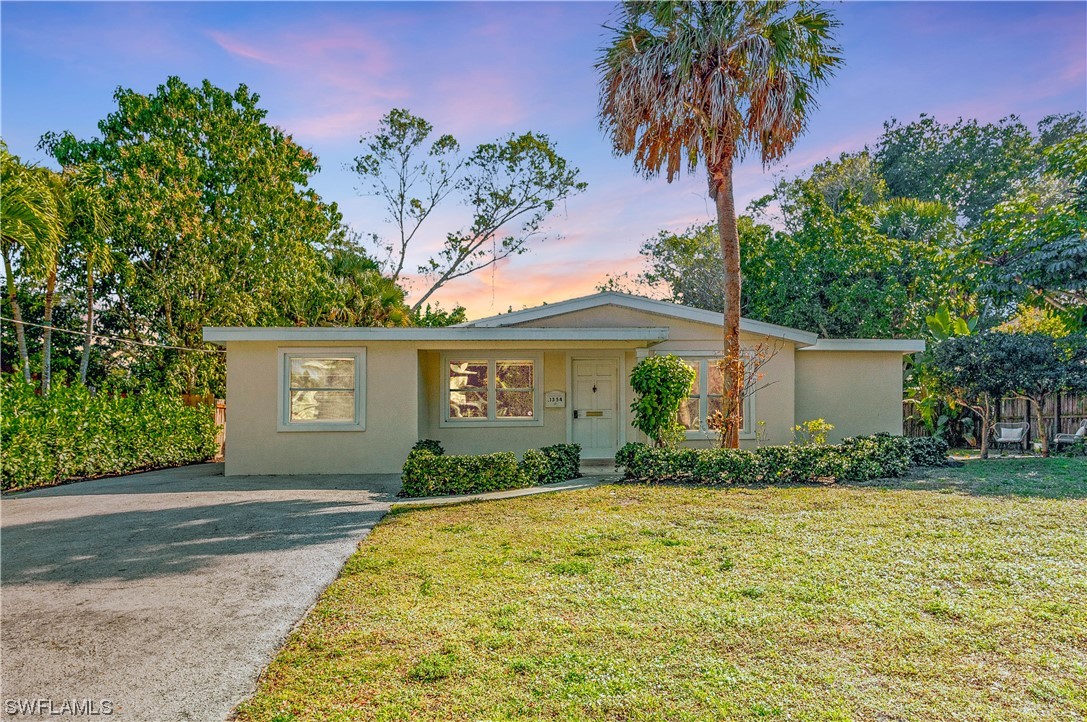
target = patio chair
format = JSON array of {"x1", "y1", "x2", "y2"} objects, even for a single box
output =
[
  {"x1": 992, "y1": 422, "x2": 1029, "y2": 454},
  {"x1": 1053, "y1": 419, "x2": 1087, "y2": 453}
]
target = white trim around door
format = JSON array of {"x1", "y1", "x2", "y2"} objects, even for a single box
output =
[{"x1": 566, "y1": 353, "x2": 626, "y2": 459}]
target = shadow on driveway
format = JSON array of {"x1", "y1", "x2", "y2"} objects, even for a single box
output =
[{"x1": 0, "y1": 463, "x2": 400, "y2": 722}]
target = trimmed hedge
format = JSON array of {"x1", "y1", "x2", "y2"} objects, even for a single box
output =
[
  {"x1": 541, "y1": 443, "x2": 582, "y2": 483},
  {"x1": 907, "y1": 437, "x2": 950, "y2": 467},
  {"x1": 401, "y1": 450, "x2": 528, "y2": 497},
  {"x1": 1, "y1": 376, "x2": 220, "y2": 491},
  {"x1": 400, "y1": 443, "x2": 582, "y2": 497},
  {"x1": 411, "y1": 439, "x2": 445, "y2": 456},
  {"x1": 616, "y1": 434, "x2": 946, "y2": 486}
]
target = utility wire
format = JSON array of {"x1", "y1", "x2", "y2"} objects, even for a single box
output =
[{"x1": 0, "y1": 316, "x2": 225, "y2": 354}]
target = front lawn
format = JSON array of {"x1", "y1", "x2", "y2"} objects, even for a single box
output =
[{"x1": 236, "y1": 458, "x2": 1087, "y2": 721}]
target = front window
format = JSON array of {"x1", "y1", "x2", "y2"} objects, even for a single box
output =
[
  {"x1": 444, "y1": 354, "x2": 541, "y2": 425},
  {"x1": 279, "y1": 349, "x2": 365, "y2": 431},
  {"x1": 677, "y1": 357, "x2": 751, "y2": 437}
]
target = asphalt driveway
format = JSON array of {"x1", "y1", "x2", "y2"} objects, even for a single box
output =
[{"x1": 1, "y1": 464, "x2": 399, "y2": 721}]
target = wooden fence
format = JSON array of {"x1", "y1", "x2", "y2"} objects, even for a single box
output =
[
  {"x1": 182, "y1": 394, "x2": 226, "y2": 460},
  {"x1": 904, "y1": 392, "x2": 1087, "y2": 444}
]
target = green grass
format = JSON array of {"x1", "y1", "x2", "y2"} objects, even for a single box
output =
[{"x1": 236, "y1": 457, "x2": 1087, "y2": 721}]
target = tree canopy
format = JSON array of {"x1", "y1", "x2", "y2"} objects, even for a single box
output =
[
  {"x1": 605, "y1": 111, "x2": 1086, "y2": 341},
  {"x1": 352, "y1": 109, "x2": 586, "y2": 313},
  {"x1": 597, "y1": 0, "x2": 842, "y2": 447}
]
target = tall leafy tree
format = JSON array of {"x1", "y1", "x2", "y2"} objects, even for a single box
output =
[
  {"x1": 971, "y1": 133, "x2": 1087, "y2": 324},
  {"x1": 43, "y1": 77, "x2": 345, "y2": 394},
  {"x1": 352, "y1": 109, "x2": 586, "y2": 313},
  {"x1": 981, "y1": 332, "x2": 1087, "y2": 457},
  {"x1": 598, "y1": 1, "x2": 842, "y2": 447},
  {"x1": 0, "y1": 142, "x2": 61, "y2": 383},
  {"x1": 874, "y1": 112, "x2": 1085, "y2": 229}
]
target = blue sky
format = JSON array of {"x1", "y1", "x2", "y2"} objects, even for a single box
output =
[{"x1": 3, "y1": 1, "x2": 1085, "y2": 316}]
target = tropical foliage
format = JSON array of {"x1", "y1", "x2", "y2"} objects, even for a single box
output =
[
  {"x1": 597, "y1": 0, "x2": 842, "y2": 447},
  {"x1": 603, "y1": 113, "x2": 1085, "y2": 340},
  {"x1": 929, "y1": 332, "x2": 1087, "y2": 456},
  {"x1": 1, "y1": 373, "x2": 219, "y2": 490},
  {"x1": 3, "y1": 80, "x2": 487, "y2": 396},
  {"x1": 628, "y1": 355, "x2": 697, "y2": 447}
]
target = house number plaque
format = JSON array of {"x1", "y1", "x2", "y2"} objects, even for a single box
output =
[{"x1": 544, "y1": 390, "x2": 566, "y2": 408}]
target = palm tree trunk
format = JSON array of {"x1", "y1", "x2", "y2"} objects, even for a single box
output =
[
  {"x1": 79, "y1": 266, "x2": 94, "y2": 384},
  {"x1": 708, "y1": 154, "x2": 743, "y2": 449},
  {"x1": 42, "y1": 269, "x2": 56, "y2": 395},
  {"x1": 2, "y1": 248, "x2": 32, "y2": 383}
]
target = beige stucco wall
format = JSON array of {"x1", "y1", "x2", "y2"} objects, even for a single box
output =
[
  {"x1": 794, "y1": 350, "x2": 906, "y2": 442},
  {"x1": 224, "y1": 340, "x2": 419, "y2": 475},
  {"x1": 418, "y1": 349, "x2": 570, "y2": 455},
  {"x1": 220, "y1": 304, "x2": 908, "y2": 475},
  {"x1": 512, "y1": 304, "x2": 797, "y2": 447}
]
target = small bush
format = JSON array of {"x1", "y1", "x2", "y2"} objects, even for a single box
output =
[
  {"x1": 401, "y1": 449, "x2": 528, "y2": 497},
  {"x1": 540, "y1": 443, "x2": 581, "y2": 482},
  {"x1": 615, "y1": 442, "x2": 644, "y2": 470},
  {"x1": 629, "y1": 355, "x2": 696, "y2": 447},
  {"x1": 1, "y1": 375, "x2": 219, "y2": 491},
  {"x1": 400, "y1": 443, "x2": 582, "y2": 497},
  {"x1": 907, "y1": 437, "x2": 950, "y2": 466},
  {"x1": 411, "y1": 439, "x2": 445, "y2": 456},
  {"x1": 519, "y1": 449, "x2": 551, "y2": 485},
  {"x1": 792, "y1": 418, "x2": 834, "y2": 445},
  {"x1": 617, "y1": 434, "x2": 925, "y2": 486}
]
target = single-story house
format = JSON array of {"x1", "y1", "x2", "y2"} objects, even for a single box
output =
[{"x1": 203, "y1": 292, "x2": 924, "y2": 475}]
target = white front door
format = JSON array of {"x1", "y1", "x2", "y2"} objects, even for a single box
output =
[{"x1": 572, "y1": 358, "x2": 619, "y2": 458}]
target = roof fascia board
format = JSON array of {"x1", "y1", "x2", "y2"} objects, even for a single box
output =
[
  {"x1": 802, "y1": 339, "x2": 926, "y2": 353},
  {"x1": 203, "y1": 326, "x2": 670, "y2": 344}
]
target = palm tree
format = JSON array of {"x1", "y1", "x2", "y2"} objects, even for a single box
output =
[
  {"x1": 1, "y1": 142, "x2": 61, "y2": 384},
  {"x1": 66, "y1": 165, "x2": 114, "y2": 384},
  {"x1": 598, "y1": 1, "x2": 841, "y2": 447},
  {"x1": 321, "y1": 249, "x2": 412, "y2": 327},
  {"x1": 31, "y1": 163, "x2": 112, "y2": 392}
]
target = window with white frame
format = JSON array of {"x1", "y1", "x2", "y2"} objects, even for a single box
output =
[
  {"x1": 443, "y1": 354, "x2": 541, "y2": 425},
  {"x1": 279, "y1": 349, "x2": 365, "y2": 431},
  {"x1": 676, "y1": 356, "x2": 753, "y2": 437}
]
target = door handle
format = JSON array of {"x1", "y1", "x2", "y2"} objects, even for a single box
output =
[{"x1": 573, "y1": 410, "x2": 579, "y2": 419}]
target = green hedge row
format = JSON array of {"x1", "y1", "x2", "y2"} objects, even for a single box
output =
[
  {"x1": 616, "y1": 434, "x2": 948, "y2": 485},
  {"x1": 400, "y1": 442, "x2": 581, "y2": 497},
  {"x1": 1, "y1": 375, "x2": 220, "y2": 491}
]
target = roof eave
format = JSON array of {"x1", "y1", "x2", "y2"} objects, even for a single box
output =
[
  {"x1": 801, "y1": 339, "x2": 926, "y2": 353},
  {"x1": 202, "y1": 326, "x2": 670, "y2": 345}
]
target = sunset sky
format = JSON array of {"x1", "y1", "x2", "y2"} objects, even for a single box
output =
[{"x1": 3, "y1": 1, "x2": 1085, "y2": 319}]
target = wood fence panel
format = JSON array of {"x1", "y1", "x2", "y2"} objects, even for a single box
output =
[{"x1": 904, "y1": 393, "x2": 1087, "y2": 443}]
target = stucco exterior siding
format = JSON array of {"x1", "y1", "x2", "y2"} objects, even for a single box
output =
[
  {"x1": 224, "y1": 341, "x2": 420, "y2": 475},
  {"x1": 418, "y1": 350, "x2": 570, "y2": 456},
  {"x1": 794, "y1": 350, "x2": 906, "y2": 442},
  {"x1": 211, "y1": 293, "x2": 918, "y2": 476}
]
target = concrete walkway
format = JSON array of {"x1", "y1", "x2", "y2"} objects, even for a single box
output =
[
  {"x1": 0, "y1": 464, "x2": 398, "y2": 721},
  {"x1": 393, "y1": 475, "x2": 611, "y2": 509}
]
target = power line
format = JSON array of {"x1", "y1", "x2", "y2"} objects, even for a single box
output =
[{"x1": 0, "y1": 317, "x2": 224, "y2": 354}]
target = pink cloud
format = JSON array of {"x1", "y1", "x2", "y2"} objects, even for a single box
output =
[
  {"x1": 406, "y1": 254, "x2": 647, "y2": 319},
  {"x1": 206, "y1": 22, "x2": 409, "y2": 142}
]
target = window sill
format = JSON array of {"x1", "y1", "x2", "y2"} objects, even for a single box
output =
[
  {"x1": 440, "y1": 418, "x2": 545, "y2": 429},
  {"x1": 277, "y1": 422, "x2": 366, "y2": 433}
]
